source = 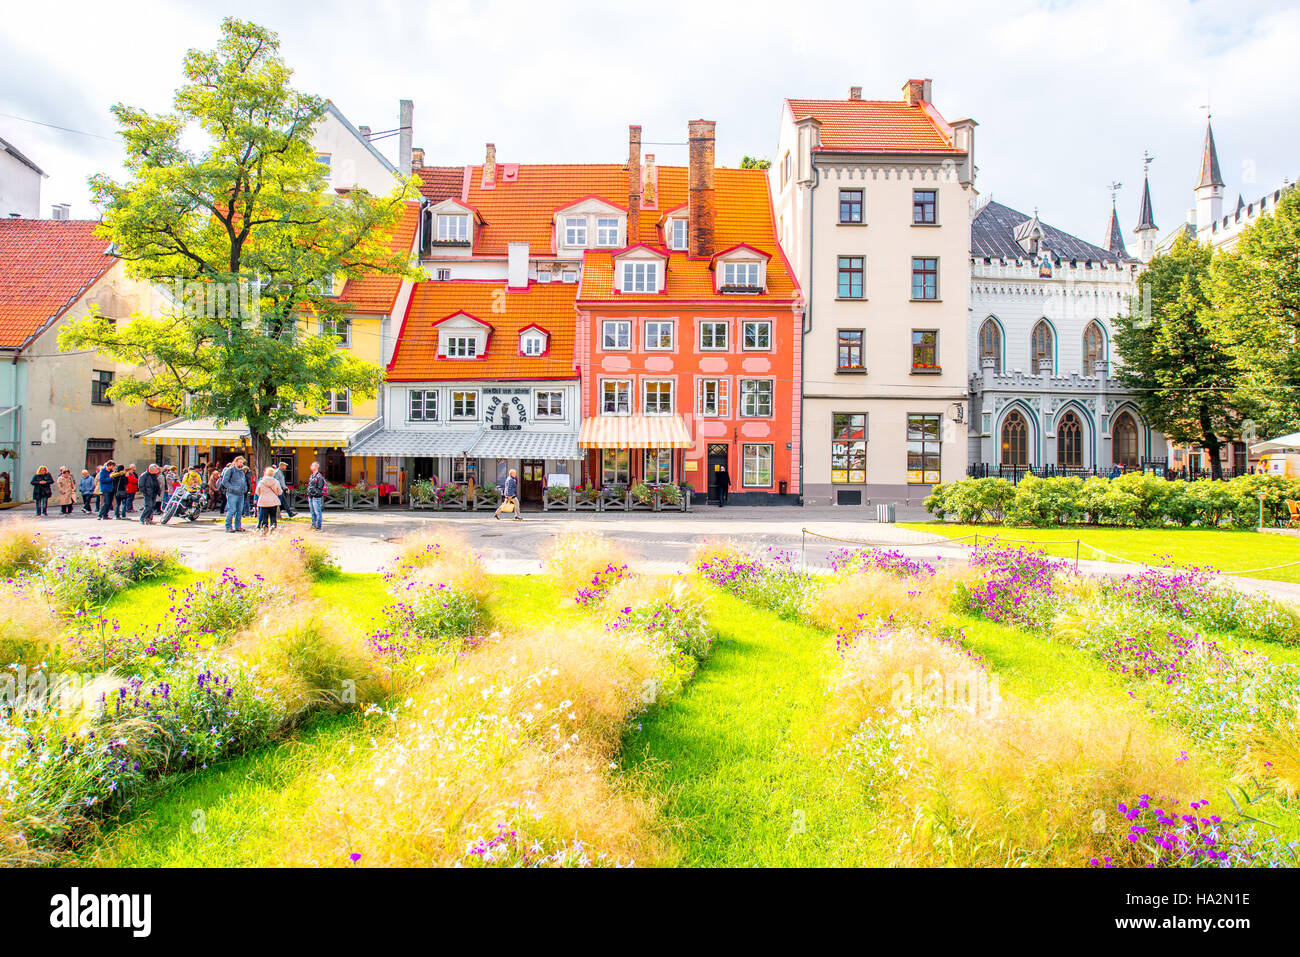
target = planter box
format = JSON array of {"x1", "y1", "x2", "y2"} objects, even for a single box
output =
[
  {"x1": 574, "y1": 492, "x2": 601, "y2": 511},
  {"x1": 601, "y1": 491, "x2": 629, "y2": 511},
  {"x1": 439, "y1": 492, "x2": 469, "y2": 511},
  {"x1": 409, "y1": 497, "x2": 439, "y2": 510},
  {"x1": 544, "y1": 489, "x2": 574, "y2": 511},
  {"x1": 473, "y1": 491, "x2": 502, "y2": 511},
  {"x1": 630, "y1": 491, "x2": 656, "y2": 511},
  {"x1": 351, "y1": 488, "x2": 380, "y2": 511},
  {"x1": 323, "y1": 486, "x2": 348, "y2": 509}
]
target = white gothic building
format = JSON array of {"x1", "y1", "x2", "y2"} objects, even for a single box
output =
[{"x1": 968, "y1": 199, "x2": 1163, "y2": 473}]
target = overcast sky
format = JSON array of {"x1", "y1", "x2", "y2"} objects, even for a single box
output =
[{"x1": 3, "y1": 0, "x2": 1298, "y2": 248}]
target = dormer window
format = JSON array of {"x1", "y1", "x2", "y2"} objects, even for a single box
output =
[
  {"x1": 670, "y1": 219, "x2": 688, "y2": 250},
  {"x1": 596, "y1": 217, "x2": 620, "y2": 247},
  {"x1": 621, "y1": 261, "x2": 659, "y2": 293},
  {"x1": 446, "y1": 336, "x2": 477, "y2": 357},
  {"x1": 437, "y1": 214, "x2": 469, "y2": 243},
  {"x1": 519, "y1": 327, "x2": 548, "y2": 356},
  {"x1": 565, "y1": 217, "x2": 588, "y2": 247},
  {"x1": 721, "y1": 261, "x2": 763, "y2": 292}
]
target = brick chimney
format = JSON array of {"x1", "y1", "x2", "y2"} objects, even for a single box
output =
[
  {"x1": 642, "y1": 153, "x2": 657, "y2": 209},
  {"x1": 627, "y1": 125, "x2": 642, "y2": 243},
  {"x1": 901, "y1": 78, "x2": 932, "y2": 106},
  {"x1": 483, "y1": 143, "x2": 496, "y2": 189},
  {"x1": 848, "y1": 86, "x2": 862, "y2": 100},
  {"x1": 411, "y1": 147, "x2": 425, "y2": 169},
  {"x1": 687, "y1": 120, "x2": 716, "y2": 258}
]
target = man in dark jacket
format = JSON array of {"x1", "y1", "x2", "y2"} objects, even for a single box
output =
[
  {"x1": 139, "y1": 464, "x2": 162, "y2": 524},
  {"x1": 97, "y1": 461, "x2": 116, "y2": 520},
  {"x1": 219, "y1": 456, "x2": 250, "y2": 532},
  {"x1": 716, "y1": 465, "x2": 731, "y2": 507},
  {"x1": 111, "y1": 464, "x2": 130, "y2": 519}
]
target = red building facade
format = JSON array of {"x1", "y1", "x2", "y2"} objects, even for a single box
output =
[{"x1": 575, "y1": 122, "x2": 802, "y2": 504}]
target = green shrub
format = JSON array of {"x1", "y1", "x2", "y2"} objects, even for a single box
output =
[{"x1": 1006, "y1": 476, "x2": 1085, "y2": 527}]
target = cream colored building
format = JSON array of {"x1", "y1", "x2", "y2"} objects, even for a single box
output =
[{"x1": 771, "y1": 80, "x2": 976, "y2": 506}]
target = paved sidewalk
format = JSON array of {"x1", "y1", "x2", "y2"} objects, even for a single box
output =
[{"x1": 5, "y1": 506, "x2": 1298, "y2": 606}]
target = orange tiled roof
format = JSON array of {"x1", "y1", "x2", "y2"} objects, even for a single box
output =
[
  {"x1": 336, "y1": 201, "x2": 420, "y2": 314},
  {"x1": 577, "y1": 168, "x2": 797, "y2": 303},
  {"x1": 0, "y1": 219, "x2": 115, "y2": 349},
  {"x1": 456, "y1": 163, "x2": 633, "y2": 256},
  {"x1": 387, "y1": 280, "x2": 577, "y2": 381},
  {"x1": 786, "y1": 98, "x2": 961, "y2": 154}
]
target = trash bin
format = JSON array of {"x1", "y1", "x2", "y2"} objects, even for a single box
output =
[
  {"x1": 779, "y1": 480, "x2": 788, "y2": 496},
  {"x1": 875, "y1": 503, "x2": 896, "y2": 523}
]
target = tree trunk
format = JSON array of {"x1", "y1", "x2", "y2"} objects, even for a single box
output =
[
  {"x1": 249, "y1": 429, "x2": 273, "y2": 482},
  {"x1": 1197, "y1": 404, "x2": 1223, "y2": 480}
]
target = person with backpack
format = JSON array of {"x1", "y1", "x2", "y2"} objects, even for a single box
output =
[
  {"x1": 219, "y1": 455, "x2": 250, "y2": 533},
  {"x1": 305, "y1": 460, "x2": 327, "y2": 531}
]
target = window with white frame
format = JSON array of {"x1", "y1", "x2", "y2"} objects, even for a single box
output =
[
  {"x1": 408, "y1": 389, "x2": 438, "y2": 421},
  {"x1": 535, "y1": 391, "x2": 563, "y2": 419},
  {"x1": 451, "y1": 390, "x2": 478, "y2": 419},
  {"x1": 697, "y1": 378, "x2": 729, "y2": 417},
  {"x1": 620, "y1": 260, "x2": 658, "y2": 293},
  {"x1": 670, "y1": 218, "x2": 688, "y2": 250},
  {"x1": 643, "y1": 379, "x2": 674, "y2": 414},
  {"x1": 602, "y1": 379, "x2": 632, "y2": 415},
  {"x1": 445, "y1": 336, "x2": 478, "y2": 358},
  {"x1": 742, "y1": 444, "x2": 772, "y2": 488},
  {"x1": 324, "y1": 389, "x2": 351, "y2": 414},
  {"x1": 564, "y1": 216, "x2": 588, "y2": 246},
  {"x1": 435, "y1": 268, "x2": 451, "y2": 281},
  {"x1": 320, "y1": 315, "x2": 350, "y2": 346},
  {"x1": 520, "y1": 329, "x2": 547, "y2": 355},
  {"x1": 601, "y1": 320, "x2": 631, "y2": 350},
  {"x1": 742, "y1": 320, "x2": 771, "y2": 350},
  {"x1": 740, "y1": 379, "x2": 773, "y2": 417},
  {"x1": 644, "y1": 320, "x2": 674, "y2": 350},
  {"x1": 699, "y1": 320, "x2": 729, "y2": 351},
  {"x1": 601, "y1": 449, "x2": 630, "y2": 486},
  {"x1": 721, "y1": 261, "x2": 762, "y2": 290},
  {"x1": 644, "y1": 449, "x2": 673, "y2": 485},
  {"x1": 596, "y1": 217, "x2": 620, "y2": 247},
  {"x1": 437, "y1": 214, "x2": 469, "y2": 242},
  {"x1": 561, "y1": 270, "x2": 577, "y2": 283}
]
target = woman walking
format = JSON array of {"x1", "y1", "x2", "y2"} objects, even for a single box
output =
[
  {"x1": 254, "y1": 466, "x2": 283, "y2": 534},
  {"x1": 55, "y1": 467, "x2": 76, "y2": 515},
  {"x1": 31, "y1": 466, "x2": 54, "y2": 516}
]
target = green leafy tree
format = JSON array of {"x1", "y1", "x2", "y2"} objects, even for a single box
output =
[
  {"x1": 1208, "y1": 187, "x2": 1300, "y2": 434},
  {"x1": 60, "y1": 18, "x2": 419, "y2": 472},
  {"x1": 739, "y1": 156, "x2": 771, "y2": 170},
  {"x1": 1113, "y1": 234, "x2": 1246, "y2": 478}
]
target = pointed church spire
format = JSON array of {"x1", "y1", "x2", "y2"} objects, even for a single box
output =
[
  {"x1": 1104, "y1": 202, "x2": 1127, "y2": 256},
  {"x1": 1197, "y1": 120, "x2": 1224, "y2": 189},
  {"x1": 1136, "y1": 175, "x2": 1157, "y2": 231}
]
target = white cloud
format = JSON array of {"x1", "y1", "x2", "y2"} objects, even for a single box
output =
[{"x1": 2, "y1": 0, "x2": 1296, "y2": 247}]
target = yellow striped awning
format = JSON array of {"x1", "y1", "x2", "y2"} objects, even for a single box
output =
[
  {"x1": 137, "y1": 416, "x2": 381, "y2": 450},
  {"x1": 578, "y1": 415, "x2": 693, "y2": 450}
]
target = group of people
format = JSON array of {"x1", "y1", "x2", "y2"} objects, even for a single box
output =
[{"x1": 28, "y1": 457, "x2": 331, "y2": 534}]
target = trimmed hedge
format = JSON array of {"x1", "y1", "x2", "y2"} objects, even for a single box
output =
[{"x1": 924, "y1": 473, "x2": 1300, "y2": 528}]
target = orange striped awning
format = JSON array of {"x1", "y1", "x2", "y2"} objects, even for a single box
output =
[{"x1": 578, "y1": 415, "x2": 693, "y2": 450}]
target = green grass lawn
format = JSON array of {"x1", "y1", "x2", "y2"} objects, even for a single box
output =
[
  {"x1": 900, "y1": 522, "x2": 1300, "y2": 584},
  {"x1": 69, "y1": 569, "x2": 1300, "y2": 867}
]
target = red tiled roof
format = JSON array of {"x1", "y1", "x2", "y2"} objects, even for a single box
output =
[
  {"x1": 0, "y1": 219, "x2": 115, "y2": 349},
  {"x1": 577, "y1": 168, "x2": 797, "y2": 303},
  {"x1": 336, "y1": 201, "x2": 420, "y2": 314},
  {"x1": 785, "y1": 98, "x2": 961, "y2": 154},
  {"x1": 416, "y1": 166, "x2": 466, "y2": 204},
  {"x1": 387, "y1": 280, "x2": 577, "y2": 381}
]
